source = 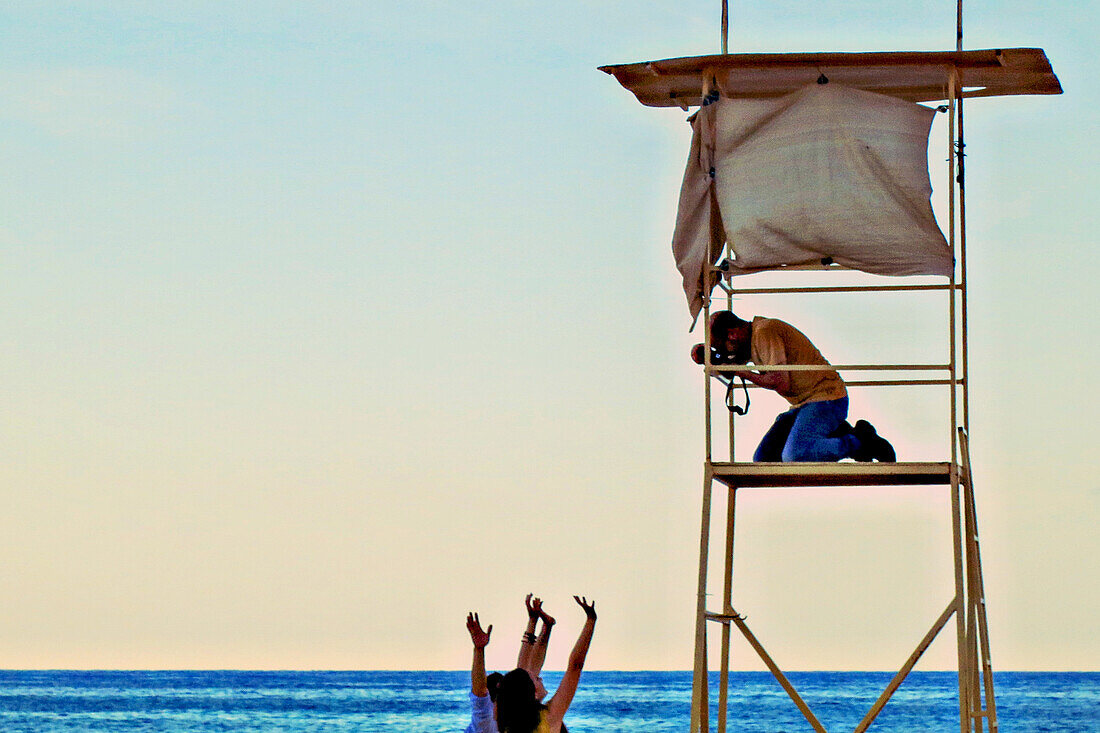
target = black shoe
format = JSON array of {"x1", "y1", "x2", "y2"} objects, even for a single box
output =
[
  {"x1": 848, "y1": 420, "x2": 872, "y2": 461},
  {"x1": 852, "y1": 420, "x2": 896, "y2": 462},
  {"x1": 829, "y1": 420, "x2": 853, "y2": 438}
]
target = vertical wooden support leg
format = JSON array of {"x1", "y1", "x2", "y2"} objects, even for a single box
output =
[
  {"x1": 959, "y1": 429, "x2": 998, "y2": 731},
  {"x1": 962, "y1": 470, "x2": 982, "y2": 730},
  {"x1": 966, "y1": 601, "x2": 981, "y2": 732},
  {"x1": 957, "y1": 88, "x2": 971, "y2": 435},
  {"x1": 951, "y1": 469, "x2": 971, "y2": 733},
  {"x1": 717, "y1": 487, "x2": 737, "y2": 733},
  {"x1": 973, "y1": 508, "x2": 998, "y2": 731},
  {"x1": 717, "y1": 622, "x2": 730, "y2": 733},
  {"x1": 691, "y1": 467, "x2": 715, "y2": 733},
  {"x1": 947, "y1": 67, "x2": 959, "y2": 469},
  {"x1": 946, "y1": 66, "x2": 971, "y2": 733}
]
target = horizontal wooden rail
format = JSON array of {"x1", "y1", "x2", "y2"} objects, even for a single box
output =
[
  {"x1": 709, "y1": 363, "x2": 950, "y2": 373},
  {"x1": 724, "y1": 378, "x2": 961, "y2": 388},
  {"x1": 718, "y1": 284, "x2": 956, "y2": 294}
]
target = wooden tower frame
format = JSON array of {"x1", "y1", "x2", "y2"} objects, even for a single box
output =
[
  {"x1": 691, "y1": 66, "x2": 986, "y2": 733},
  {"x1": 599, "y1": 8, "x2": 1060, "y2": 732},
  {"x1": 685, "y1": 65, "x2": 995, "y2": 732}
]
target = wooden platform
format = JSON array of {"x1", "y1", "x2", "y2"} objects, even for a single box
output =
[
  {"x1": 711, "y1": 461, "x2": 955, "y2": 487},
  {"x1": 599, "y1": 48, "x2": 1061, "y2": 107}
]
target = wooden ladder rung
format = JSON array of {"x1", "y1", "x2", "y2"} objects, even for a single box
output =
[{"x1": 705, "y1": 611, "x2": 744, "y2": 622}]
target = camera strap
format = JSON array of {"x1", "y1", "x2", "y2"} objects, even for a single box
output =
[{"x1": 725, "y1": 376, "x2": 750, "y2": 415}]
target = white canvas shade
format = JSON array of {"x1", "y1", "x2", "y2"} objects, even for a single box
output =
[
  {"x1": 673, "y1": 83, "x2": 952, "y2": 317},
  {"x1": 602, "y1": 48, "x2": 1061, "y2": 317}
]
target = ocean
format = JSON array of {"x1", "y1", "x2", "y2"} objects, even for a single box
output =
[{"x1": 0, "y1": 670, "x2": 1096, "y2": 732}]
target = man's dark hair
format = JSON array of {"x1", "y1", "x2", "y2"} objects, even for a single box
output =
[{"x1": 709, "y1": 310, "x2": 747, "y2": 341}]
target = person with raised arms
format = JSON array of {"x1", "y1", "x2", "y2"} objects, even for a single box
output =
[
  {"x1": 465, "y1": 611, "x2": 498, "y2": 733},
  {"x1": 493, "y1": 596, "x2": 596, "y2": 733},
  {"x1": 516, "y1": 594, "x2": 556, "y2": 703}
]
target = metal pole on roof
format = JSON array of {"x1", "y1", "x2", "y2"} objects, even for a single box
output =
[
  {"x1": 721, "y1": 0, "x2": 729, "y2": 54},
  {"x1": 956, "y1": 0, "x2": 963, "y2": 51},
  {"x1": 956, "y1": 2, "x2": 970, "y2": 435},
  {"x1": 958, "y1": 99, "x2": 969, "y2": 436}
]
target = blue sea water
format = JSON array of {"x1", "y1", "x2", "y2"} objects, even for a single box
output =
[{"x1": 0, "y1": 670, "x2": 1096, "y2": 732}]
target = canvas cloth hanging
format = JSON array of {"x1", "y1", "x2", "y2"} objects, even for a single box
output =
[{"x1": 673, "y1": 83, "x2": 953, "y2": 317}]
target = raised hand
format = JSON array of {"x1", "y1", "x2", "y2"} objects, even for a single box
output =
[
  {"x1": 466, "y1": 612, "x2": 492, "y2": 649},
  {"x1": 525, "y1": 593, "x2": 542, "y2": 620},
  {"x1": 538, "y1": 603, "x2": 556, "y2": 627},
  {"x1": 573, "y1": 596, "x2": 597, "y2": 621}
]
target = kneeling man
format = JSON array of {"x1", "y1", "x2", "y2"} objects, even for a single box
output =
[{"x1": 698, "y1": 311, "x2": 895, "y2": 463}]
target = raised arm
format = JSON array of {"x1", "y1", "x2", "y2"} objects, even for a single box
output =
[
  {"x1": 516, "y1": 594, "x2": 541, "y2": 674},
  {"x1": 545, "y1": 596, "x2": 597, "y2": 729},
  {"x1": 531, "y1": 603, "x2": 556, "y2": 676},
  {"x1": 466, "y1": 612, "x2": 492, "y2": 697}
]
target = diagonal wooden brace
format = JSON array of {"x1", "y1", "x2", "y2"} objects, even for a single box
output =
[
  {"x1": 706, "y1": 611, "x2": 827, "y2": 733},
  {"x1": 854, "y1": 599, "x2": 957, "y2": 732}
]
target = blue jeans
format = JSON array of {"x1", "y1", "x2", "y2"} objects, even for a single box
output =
[{"x1": 753, "y1": 396, "x2": 859, "y2": 462}]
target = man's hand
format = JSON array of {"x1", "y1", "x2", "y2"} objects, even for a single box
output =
[
  {"x1": 538, "y1": 604, "x2": 556, "y2": 627},
  {"x1": 573, "y1": 596, "x2": 597, "y2": 621},
  {"x1": 525, "y1": 593, "x2": 542, "y2": 620},
  {"x1": 741, "y1": 368, "x2": 790, "y2": 394},
  {"x1": 466, "y1": 612, "x2": 492, "y2": 649}
]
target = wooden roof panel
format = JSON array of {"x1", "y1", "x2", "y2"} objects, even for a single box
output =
[{"x1": 600, "y1": 48, "x2": 1061, "y2": 107}]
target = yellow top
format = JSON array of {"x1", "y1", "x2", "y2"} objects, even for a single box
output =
[
  {"x1": 750, "y1": 317, "x2": 846, "y2": 408},
  {"x1": 535, "y1": 710, "x2": 554, "y2": 733}
]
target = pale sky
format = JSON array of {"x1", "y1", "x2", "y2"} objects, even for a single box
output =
[{"x1": 2, "y1": 1, "x2": 1097, "y2": 672}]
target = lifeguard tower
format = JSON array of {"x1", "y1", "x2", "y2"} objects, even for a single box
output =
[{"x1": 601, "y1": 4, "x2": 1061, "y2": 732}]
